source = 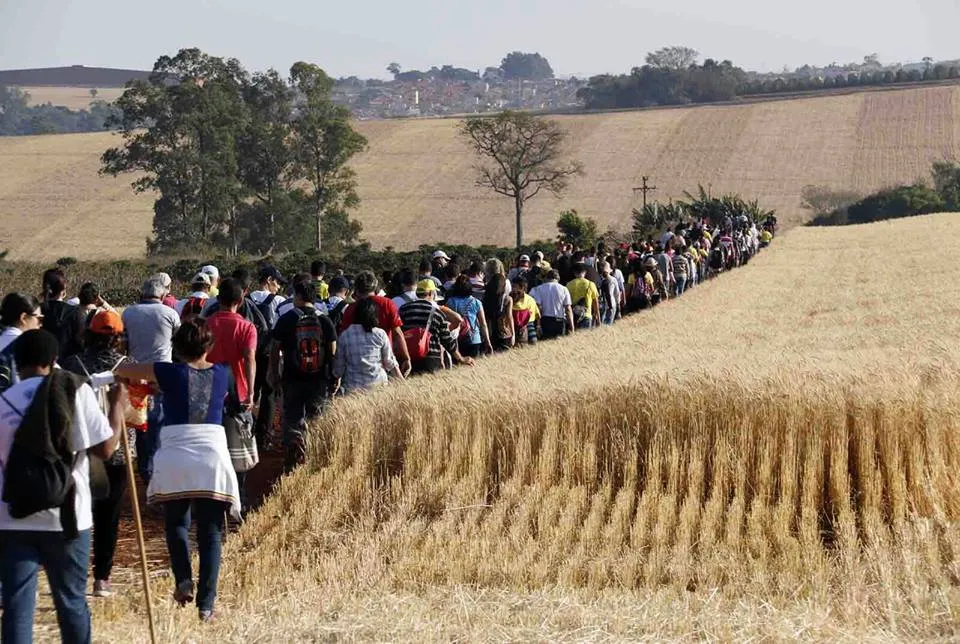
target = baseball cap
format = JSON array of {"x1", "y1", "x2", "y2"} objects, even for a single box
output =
[
  {"x1": 416, "y1": 279, "x2": 438, "y2": 295},
  {"x1": 328, "y1": 275, "x2": 350, "y2": 294},
  {"x1": 432, "y1": 250, "x2": 451, "y2": 261},
  {"x1": 200, "y1": 265, "x2": 219, "y2": 280},
  {"x1": 192, "y1": 272, "x2": 212, "y2": 287},
  {"x1": 258, "y1": 265, "x2": 287, "y2": 285},
  {"x1": 518, "y1": 254, "x2": 530, "y2": 264},
  {"x1": 89, "y1": 310, "x2": 124, "y2": 336}
]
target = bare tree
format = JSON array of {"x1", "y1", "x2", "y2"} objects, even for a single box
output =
[{"x1": 460, "y1": 110, "x2": 582, "y2": 247}]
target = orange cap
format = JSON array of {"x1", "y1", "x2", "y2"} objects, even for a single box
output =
[{"x1": 89, "y1": 310, "x2": 124, "y2": 336}]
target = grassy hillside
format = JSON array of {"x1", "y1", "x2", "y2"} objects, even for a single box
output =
[
  {"x1": 90, "y1": 214, "x2": 960, "y2": 641},
  {"x1": 20, "y1": 86, "x2": 125, "y2": 110},
  {"x1": 1, "y1": 84, "x2": 959, "y2": 260}
]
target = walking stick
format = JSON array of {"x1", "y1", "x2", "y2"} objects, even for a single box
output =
[{"x1": 120, "y1": 427, "x2": 157, "y2": 644}]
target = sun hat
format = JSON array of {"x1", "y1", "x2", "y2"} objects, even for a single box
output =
[
  {"x1": 416, "y1": 279, "x2": 438, "y2": 295},
  {"x1": 432, "y1": 250, "x2": 451, "y2": 261},
  {"x1": 89, "y1": 310, "x2": 124, "y2": 336}
]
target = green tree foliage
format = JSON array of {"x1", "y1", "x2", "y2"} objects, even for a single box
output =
[
  {"x1": 931, "y1": 160, "x2": 960, "y2": 211},
  {"x1": 556, "y1": 209, "x2": 598, "y2": 249},
  {"x1": 0, "y1": 84, "x2": 120, "y2": 136},
  {"x1": 679, "y1": 186, "x2": 774, "y2": 226},
  {"x1": 460, "y1": 111, "x2": 583, "y2": 247},
  {"x1": 500, "y1": 52, "x2": 554, "y2": 81},
  {"x1": 102, "y1": 48, "x2": 367, "y2": 255},
  {"x1": 645, "y1": 46, "x2": 700, "y2": 71},
  {"x1": 632, "y1": 202, "x2": 685, "y2": 240}
]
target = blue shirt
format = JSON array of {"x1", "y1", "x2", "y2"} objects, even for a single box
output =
[
  {"x1": 445, "y1": 296, "x2": 482, "y2": 345},
  {"x1": 154, "y1": 363, "x2": 228, "y2": 426}
]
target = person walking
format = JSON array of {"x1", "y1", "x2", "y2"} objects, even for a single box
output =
[
  {"x1": 483, "y1": 274, "x2": 515, "y2": 351},
  {"x1": 0, "y1": 294, "x2": 43, "y2": 354},
  {"x1": 530, "y1": 270, "x2": 574, "y2": 340},
  {"x1": 566, "y1": 263, "x2": 601, "y2": 330},
  {"x1": 39, "y1": 269, "x2": 84, "y2": 360},
  {"x1": 116, "y1": 320, "x2": 239, "y2": 623},
  {"x1": 445, "y1": 275, "x2": 492, "y2": 358},
  {"x1": 398, "y1": 280, "x2": 473, "y2": 373},
  {"x1": 333, "y1": 299, "x2": 404, "y2": 395}
]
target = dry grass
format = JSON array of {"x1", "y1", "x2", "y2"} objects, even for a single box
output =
[
  {"x1": 19, "y1": 86, "x2": 125, "y2": 110},
  {"x1": 3, "y1": 85, "x2": 960, "y2": 260},
  {"x1": 81, "y1": 214, "x2": 960, "y2": 642}
]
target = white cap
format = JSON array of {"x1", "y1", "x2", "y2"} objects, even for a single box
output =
[
  {"x1": 518, "y1": 255, "x2": 530, "y2": 263},
  {"x1": 192, "y1": 272, "x2": 212, "y2": 286},
  {"x1": 200, "y1": 265, "x2": 219, "y2": 280},
  {"x1": 432, "y1": 250, "x2": 451, "y2": 261}
]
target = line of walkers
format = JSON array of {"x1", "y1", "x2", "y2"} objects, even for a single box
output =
[{"x1": 0, "y1": 214, "x2": 772, "y2": 640}]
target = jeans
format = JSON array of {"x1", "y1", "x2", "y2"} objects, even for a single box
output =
[
  {"x1": 137, "y1": 392, "x2": 164, "y2": 483},
  {"x1": 164, "y1": 499, "x2": 227, "y2": 613},
  {"x1": 576, "y1": 317, "x2": 594, "y2": 330},
  {"x1": 1, "y1": 529, "x2": 92, "y2": 644},
  {"x1": 602, "y1": 308, "x2": 617, "y2": 325},
  {"x1": 253, "y1": 363, "x2": 276, "y2": 448},
  {"x1": 93, "y1": 462, "x2": 127, "y2": 581},
  {"x1": 282, "y1": 380, "x2": 328, "y2": 472},
  {"x1": 674, "y1": 275, "x2": 687, "y2": 297}
]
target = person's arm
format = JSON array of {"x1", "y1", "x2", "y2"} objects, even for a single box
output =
[
  {"x1": 332, "y1": 337, "x2": 346, "y2": 380},
  {"x1": 328, "y1": 341, "x2": 340, "y2": 395},
  {"x1": 88, "y1": 382, "x2": 128, "y2": 460},
  {"x1": 392, "y1": 326, "x2": 412, "y2": 376},
  {"x1": 242, "y1": 345, "x2": 256, "y2": 409},
  {"x1": 504, "y1": 296, "x2": 515, "y2": 347},
  {"x1": 565, "y1": 305, "x2": 575, "y2": 333},
  {"x1": 476, "y1": 306, "x2": 493, "y2": 353},
  {"x1": 381, "y1": 331, "x2": 404, "y2": 380},
  {"x1": 268, "y1": 340, "x2": 282, "y2": 390},
  {"x1": 591, "y1": 288, "x2": 601, "y2": 324},
  {"x1": 441, "y1": 306, "x2": 463, "y2": 331}
]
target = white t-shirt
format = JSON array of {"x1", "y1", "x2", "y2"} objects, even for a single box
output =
[
  {"x1": 249, "y1": 290, "x2": 287, "y2": 328},
  {"x1": 277, "y1": 298, "x2": 327, "y2": 317},
  {"x1": 530, "y1": 281, "x2": 572, "y2": 319},
  {"x1": 0, "y1": 377, "x2": 113, "y2": 532},
  {"x1": 0, "y1": 327, "x2": 23, "y2": 353}
]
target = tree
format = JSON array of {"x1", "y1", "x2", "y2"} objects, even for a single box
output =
[
  {"x1": 289, "y1": 62, "x2": 368, "y2": 252},
  {"x1": 645, "y1": 46, "x2": 699, "y2": 71},
  {"x1": 460, "y1": 111, "x2": 582, "y2": 247},
  {"x1": 387, "y1": 62, "x2": 401, "y2": 79},
  {"x1": 89, "y1": 88, "x2": 98, "y2": 99},
  {"x1": 923, "y1": 56, "x2": 934, "y2": 71},
  {"x1": 500, "y1": 52, "x2": 554, "y2": 81},
  {"x1": 556, "y1": 209, "x2": 598, "y2": 249},
  {"x1": 931, "y1": 160, "x2": 960, "y2": 210}
]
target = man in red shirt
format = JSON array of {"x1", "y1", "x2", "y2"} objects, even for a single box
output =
[
  {"x1": 340, "y1": 270, "x2": 411, "y2": 376},
  {"x1": 205, "y1": 278, "x2": 257, "y2": 408}
]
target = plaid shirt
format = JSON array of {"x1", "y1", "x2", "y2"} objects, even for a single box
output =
[{"x1": 333, "y1": 325, "x2": 398, "y2": 394}]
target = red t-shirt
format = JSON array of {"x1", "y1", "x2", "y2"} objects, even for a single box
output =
[
  {"x1": 340, "y1": 295, "x2": 403, "y2": 334},
  {"x1": 205, "y1": 311, "x2": 257, "y2": 402}
]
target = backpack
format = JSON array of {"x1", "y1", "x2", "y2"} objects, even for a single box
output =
[
  {"x1": 403, "y1": 306, "x2": 436, "y2": 362},
  {"x1": 512, "y1": 308, "x2": 532, "y2": 345},
  {"x1": 571, "y1": 298, "x2": 589, "y2": 326},
  {"x1": 709, "y1": 248, "x2": 724, "y2": 271},
  {"x1": 525, "y1": 266, "x2": 544, "y2": 290},
  {"x1": 180, "y1": 297, "x2": 206, "y2": 322},
  {"x1": 0, "y1": 341, "x2": 19, "y2": 394},
  {"x1": 326, "y1": 299, "x2": 349, "y2": 331},
  {"x1": 291, "y1": 309, "x2": 327, "y2": 376},
  {"x1": 255, "y1": 294, "x2": 278, "y2": 330}
]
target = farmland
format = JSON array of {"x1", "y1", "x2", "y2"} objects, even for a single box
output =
[
  {"x1": 89, "y1": 213, "x2": 960, "y2": 641},
  {"x1": 20, "y1": 86, "x2": 126, "y2": 110},
  {"x1": 1, "y1": 83, "x2": 959, "y2": 261}
]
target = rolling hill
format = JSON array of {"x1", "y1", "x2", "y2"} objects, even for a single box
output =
[{"x1": 1, "y1": 84, "x2": 959, "y2": 260}]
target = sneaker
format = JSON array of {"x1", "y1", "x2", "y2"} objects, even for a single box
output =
[
  {"x1": 199, "y1": 609, "x2": 215, "y2": 623},
  {"x1": 93, "y1": 580, "x2": 113, "y2": 597},
  {"x1": 173, "y1": 580, "x2": 195, "y2": 607}
]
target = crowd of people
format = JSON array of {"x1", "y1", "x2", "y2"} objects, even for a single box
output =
[{"x1": 0, "y1": 214, "x2": 773, "y2": 640}]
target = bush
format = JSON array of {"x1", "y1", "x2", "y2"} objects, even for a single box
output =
[
  {"x1": 847, "y1": 184, "x2": 943, "y2": 225},
  {"x1": 556, "y1": 209, "x2": 598, "y2": 250}
]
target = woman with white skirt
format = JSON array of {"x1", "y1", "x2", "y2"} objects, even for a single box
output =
[{"x1": 117, "y1": 319, "x2": 238, "y2": 622}]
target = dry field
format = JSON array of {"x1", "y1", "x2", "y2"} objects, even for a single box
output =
[
  {"x1": 1, "y1": 84, "x2": 959, "y2": 260},
  {"x1": 87, "y1": 214, "x2": 960, "y2": 642},
  {"x1": 19, "y1": 85, "x2": 125, "y2": 110}
]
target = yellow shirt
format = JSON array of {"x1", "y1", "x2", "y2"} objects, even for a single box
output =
[
  {"x1": 512, "y1": 293, "x2": 541, "y2": 322},
  {"x1": 566, "y1": 277, "x2": 600, "y2": 319},
  {"x1": 314, "y1": 279, "x2": 329, "y2": 301}
]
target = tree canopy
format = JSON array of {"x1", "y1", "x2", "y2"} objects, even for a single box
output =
[
  {"x1": 500, "y1": 52, "x2": 554, "y2": 81},
  {"x1": 0, "y1": 84, "x2": 120, "y2": 136}
]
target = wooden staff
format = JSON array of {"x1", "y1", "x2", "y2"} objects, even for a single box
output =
[{"x1": 120, "y1": 426, "x2": 157, "y2": 644}]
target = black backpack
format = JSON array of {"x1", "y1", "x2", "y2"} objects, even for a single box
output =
[
  {"x1": 0, "y1": 341, "x2": 18, "y2": 394},
  {"x1": 709, "y1": 248, "x2": 724, "y2": 270},
  {"x1": 255, "y1": 294, "x2": 278, "y2": 330},
  {"x1": 326, "y1": 299, "x2": 348, "y2": 331}
]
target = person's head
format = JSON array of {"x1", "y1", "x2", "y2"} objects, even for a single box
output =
[
  {"x1": 605, "y1": 255, "x2": 617, "y2": 269},
  {"x1": 545, "y1": 269, "x2": 560, "y2": 282},
  {"x1": 511, "y1": 275, "x2": 528, "y2": 298},
  {"x1": 257, "y1": 265, "x2": 287, "y2": 295},
  {"x1": 85, "y1": 310, "x2": 125, "y2": 353},
  {"x1": 600, "y1": 261, "x2": 612, "y2": 276},
  {"x1": 467, "y1": 261, "x2": 483, "y2": 278},
  {"x1": 310, "y1": 260, "x2": 327, "y2": 279},
  {"x1": 432, "y1": 250, "x2": 451, "y2": 267},
  {"x1": 353, "y1": 270, "x2": 378, "y2": 298},
  {"x1": 328, "y1": 276, "x2": 350, "y2": 298},
  {"x1": 14, "y1": 329, "x2": 58, "y2": 378},
  {"x1": 41, "y1": 268, "x2": 67, "y2": 300},
  {"x1": 200, "y1": 265, "x2": 220, "y2": 287},
  {"x1": 78, "y1": 282, "x2": 101, "y2": 308},
  {"x1": 217, "y1": 277, "x2": 244, "y2": 310},
  {"x1": 451, "y1": 275, "x2": 474, "y2": 298},
  {"x1": 484, "y1": 258, "x2": 505, "y2": 279},
  {"x1": 484, "y1": 273, "x2": 506, "y2": 303},
  {"x1": 418, "y1": 259, "x2": 432, "y2": 277},
  {"x1": 573, "y1": 262, "x2": 587, "y2": 278},
  {"x1": 643, "y1": 257, "x2": 658, "y2": 272},
  {"x1": 190, "y1": 272, "x2": 212, "y2": 293},
  {"x1": 231, "y1": 268, "x2": 253, "y2": 295},
  {"x1": 292, "y1": 273, "x2": 316, "y2": 307},
  {"x1": 399, "y1": 268, "x2": 417, "y2": 292},
  {"x1": 355, "y1": 298, "x2": 379, "y2": 333},
  {"x1": 173, "y1": 319, "x2": 215, "y2": 363},
  {"x1": 141, "y1": 277, "x2": 166, "y2": 302},
  {"x1": 517, "y1": 254, "x2": 531, "y2": 268},
  {"x1": 416, "y1": 279, "x2": 438, "y2": 302},
  {"x1": 381, "y1": 271, "x2": 395, "y2": 296},
  {"x1": 531, "y1": 251, "x2": 543, "y2": 266},
  {"x1": 152, "y1": 273, "x2": 173, "y2": 297},
  {"x1": 1, "y1": 293, "x2": 42, "y2": 331},
  {"x1": 444, "y1": 262, "x2": 461, "y2": 283}
]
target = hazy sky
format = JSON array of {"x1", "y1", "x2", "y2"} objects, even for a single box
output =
[{"x1": 2, "y1": 0, "x2": 958, "y2": 78}]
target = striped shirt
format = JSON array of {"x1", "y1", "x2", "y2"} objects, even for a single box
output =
[
  {"x1": 672, "y1": 254, "x2": 689, "y2": 276},
  {"x1": 398, "y1": 299, "x2": 458, "y2": 365}
]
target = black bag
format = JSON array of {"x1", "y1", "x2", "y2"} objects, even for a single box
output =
[
  {"x1": 0, "y1": 391, "x2": 78, "y2": 538},
  {"x1": 255, "y1": 294, "x2": 278, "y2": 329},
  {"x1": 0, "y1": 341, "x2": 18, "y2": 394},
  {"x1": 326, "y1": 299, "x2": 349, "y2": 331}
]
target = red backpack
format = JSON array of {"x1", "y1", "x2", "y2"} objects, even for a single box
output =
[
  {"x1": 403, "y1": 307, "x2": 437, "y2": 362},
  {"x1": 180, "y1": 297, "x2": 206, "y2": 322}
]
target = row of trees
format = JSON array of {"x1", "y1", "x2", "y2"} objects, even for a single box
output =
[
  {"x1": 804, "y1": 161, "x2": 960, "y2": 226},
  {"x1": 0, "y1": 85, "x2": 119, "y2": 135},
  {"x1": 743, "y1": 65, "x2": 960, "y2": 96},
  {"x1": 387, "y1": 52, "x2": 554, "y2": 84},
  {"x1": 101, "y1": 49, "x2": 367, "y2": 255}
]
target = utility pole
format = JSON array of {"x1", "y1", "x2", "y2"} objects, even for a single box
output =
[{"x1": 633, "y1": 176, "x2": 657, "y2": 211}]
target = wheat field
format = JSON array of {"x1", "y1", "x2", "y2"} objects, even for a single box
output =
[
  {"x1": 1, "y1": 84, "x2": 960, "y2": 260},
  {"x1": 84, "y1": 213, "x2": 960, "y2": 642},
  {"x1": 20, "y1": 86, "x2": 126, "y2": 110}
]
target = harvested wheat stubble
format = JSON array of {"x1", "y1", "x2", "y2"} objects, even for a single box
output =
[
  {"x1": 83, "y1": 214, "x2": 960, "y2": 642},
  {"x1": 3, "y1": 84, "x2": 960, "y2": 260}
]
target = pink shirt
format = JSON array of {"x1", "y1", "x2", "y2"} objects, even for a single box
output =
[{"x1": 205, "y1": 311, "x2": 257, "y2": 402}]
